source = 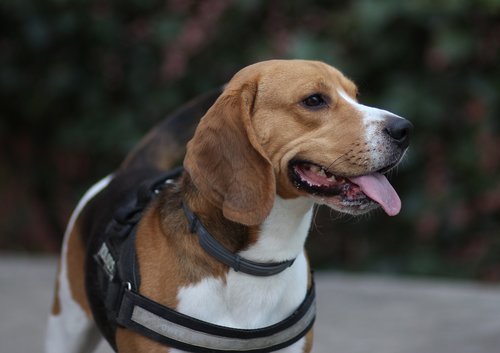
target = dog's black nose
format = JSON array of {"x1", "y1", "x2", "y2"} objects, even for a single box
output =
[{"x1": 384, "y1": 116, "x2": 413, "y2": 149}]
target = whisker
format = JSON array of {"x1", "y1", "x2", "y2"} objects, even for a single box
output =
[
  {"x1": 325, "y1": 152, "x2": 350, "y2": 173},
  {"x1": 311, "y1": 205, "x2": 322, "y2": 233}
]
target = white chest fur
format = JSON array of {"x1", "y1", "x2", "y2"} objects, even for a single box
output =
[{"x1": 171, "y1": 197, "x2": 314, "y2": 353}]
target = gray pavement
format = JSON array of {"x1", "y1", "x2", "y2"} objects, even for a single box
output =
[{"x1": 1, "y1": 253, "x2": 499, "y2": 353}]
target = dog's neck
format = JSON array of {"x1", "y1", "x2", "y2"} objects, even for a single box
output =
[
  {"x1": 170, "y1": 173, "x2": 314, "y2": 331},
  {"x1": 239, "y1": 196, "x2": 314, "y2": 263},
  {"x1": 182, "y1": 173, "x2": 314, "y2": 265}
]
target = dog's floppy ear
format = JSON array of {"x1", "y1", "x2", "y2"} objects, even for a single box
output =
[{"x1": 184, "y1": 83, "x2": 275, "y2": 226}]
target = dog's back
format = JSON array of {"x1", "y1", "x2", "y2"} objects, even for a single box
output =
[
  {"x1": 46, "y1": 88, "x2": 221, "y2": 353},
  {"x1": 120, "y1": 88, "x2": 222, "y2": 171}
]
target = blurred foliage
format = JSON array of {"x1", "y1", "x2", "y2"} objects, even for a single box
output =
[{"x1": 1, "y1": 0, "x2": 499, "y2": 281}]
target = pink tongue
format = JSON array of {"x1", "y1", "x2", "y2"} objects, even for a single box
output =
[{"x1": 349, "y1": 173, "x2": 401, "y2": 216}]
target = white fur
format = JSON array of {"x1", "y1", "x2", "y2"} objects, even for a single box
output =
[
  {"x1": 337, "y1": 89, "x2": 397, "y2": 123},
  {"x1": 171, "y1": 197, "x2": 314, "y2": 353},
  {"x1": 338, "y1": 89, "x2": 402, "y2": 165},
  {"x1": 45, "y1": 175, "x2": 113, "y2": 353}
]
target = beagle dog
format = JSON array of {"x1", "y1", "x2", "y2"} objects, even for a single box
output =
[{"x1": 46, "y1": 60, "x2": 412, "y2": 353}]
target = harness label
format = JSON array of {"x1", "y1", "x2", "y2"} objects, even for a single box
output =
[{"x1": 95, "y1": 242, "x2": 116, "y2": 280}]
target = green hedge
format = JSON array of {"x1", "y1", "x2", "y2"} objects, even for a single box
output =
[{"x1": 1, "y1": 0, "x2": 499, "y2": 280}]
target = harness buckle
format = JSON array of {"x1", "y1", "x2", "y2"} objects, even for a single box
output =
[{"x1": 124, "y1": 282, "x2": 132, "y2": 291}]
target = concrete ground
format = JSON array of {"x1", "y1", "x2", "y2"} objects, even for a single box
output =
[{"x1": 1, "y1": 254, "x2": 500, "y2": 353}]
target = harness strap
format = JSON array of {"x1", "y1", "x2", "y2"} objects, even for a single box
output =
[
  {"x1": 116, "y1": 282, "x2": 316, "y2": 353},
  {"x1": 182, "y1": 202, "x2": 295, "y2": 276},
  {"x1": 95, "y1": 167, "x2": 316, "y2": 352}
]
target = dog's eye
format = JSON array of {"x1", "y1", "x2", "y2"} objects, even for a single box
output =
[{"x1": 302, "y1": 94, "x2": 327, "y2": 108}]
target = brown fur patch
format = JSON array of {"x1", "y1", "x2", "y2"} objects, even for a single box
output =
[
  {"x1": 134, "y1": 188, "x2": 230, "y2": 308},
  {"x1": 50, "y1": 260, "x2": 61, "y2": 315},
  {"x1": 303, "y1": 328, "x2": 314, "y2": 353},
  {"x1": 66, "y1": 221, "x2": 93, "y2": 317}
]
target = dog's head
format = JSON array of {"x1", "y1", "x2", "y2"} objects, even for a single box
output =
[{"x1": 185, "y1": 60, "x2": 412, "y2": 225}]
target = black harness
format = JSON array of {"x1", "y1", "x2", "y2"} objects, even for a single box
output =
[{"x1": 92, "y1": 167, "x2": 316, "y2": 353}]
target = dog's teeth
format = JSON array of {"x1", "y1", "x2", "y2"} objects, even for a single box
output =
[
  {"x1": 327, "y1": 175, "x2": 336, "y2": 182},
  {"x1": 317, "y1": 169, "x2": 327, "y2": 177},
  {"x1": 310, "y1": 165, "x2": 321, "y2": 173}
]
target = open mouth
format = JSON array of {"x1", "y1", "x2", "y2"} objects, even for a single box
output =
[{"x1": 289, "y1": 160, "x2": 401, "y2": 216}]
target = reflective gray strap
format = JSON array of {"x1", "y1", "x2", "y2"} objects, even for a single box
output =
[
  {"x1": 130, "y1": 299, "x2": 316, "y2": 352},
  {"x1": 116, "y1": 278, "x2": 316, "y2": 352}
]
